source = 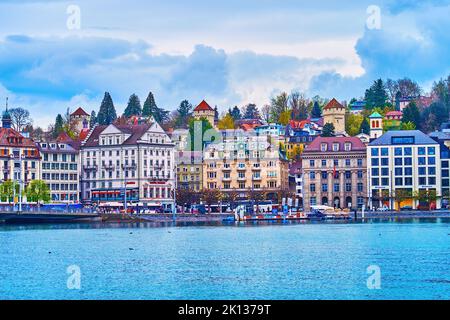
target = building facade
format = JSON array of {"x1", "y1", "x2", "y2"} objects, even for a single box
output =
[
  {"x1": 202, "y1": 130, "x2": 289, "y2": 201},
  {"x1": 0, "y1": 109, "x2": 41, "y2": 189},
  {"x1": 302, "y1": 137, "x2": 367, "y2": 212},
  {"x1": 367, "y1": 130, "x2": 441, "y2": 210},
  {"x1": 38, "y1": 140, "x2": 80, "y2": 203},
  {"x1": 176, "y1": 151, "x2": 203, "y2": 191},
  {"x1": 80, "y1": 121, "x2": 176, "y2": 210}
]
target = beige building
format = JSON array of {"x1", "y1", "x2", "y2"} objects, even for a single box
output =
[
  {"x1": 322, "y1": 98, "x2": 346, "y2": 134},
  {"x1": 302, "y1": 136, "x2": 367, "y2": 212},
  {"x1": 203, "y1": 130, "x2": 289, "y2": 201}
]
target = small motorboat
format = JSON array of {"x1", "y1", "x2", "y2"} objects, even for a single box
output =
[
  {"x1": 307, "y1": 209, "x2": 327, "y2": 221},
  {"x1": 222, "y1": 216, "x2": 236, "y2": 222}
]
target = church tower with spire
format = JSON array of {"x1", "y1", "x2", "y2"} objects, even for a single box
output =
[{"x1": 2, "y1": 97, "x2": 12, "y2": 129}]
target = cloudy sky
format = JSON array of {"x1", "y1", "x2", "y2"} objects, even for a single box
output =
[{"x1": 0, "y1": 0, "x2": 449, "y2": 127}]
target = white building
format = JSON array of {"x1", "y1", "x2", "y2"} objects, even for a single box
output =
[
  {"x1": 367, "y1": 130, "x2": 441, "y2": 210},
  {"x1": 38, "y1": 138, "x2": 80, "y2": 203},
  {"x1": 80, "y1": 121, "x2": 176, "y2": 211}
]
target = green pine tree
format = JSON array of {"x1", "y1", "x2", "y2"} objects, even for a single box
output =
[
  {"x1": 124, "y1": 94, "x2": 142, "y2": 118},
  {"x1": 53, "y1": 114, "x2": 64, "y2": 137},
  {"x1": 311, "y1": 101, "x2": 322, "y2": 118},
  {"x1": 228, "y1": 106, "x2": 242, "y2": 121},
  {"x1": 359, "y1": 118, "x2": 370, "y2": 135},
  {"x1": 402, "y1": 101, "x2": 421, "y2": 129},
  {"x1": 242, "y1": 104, "x2": 260, "y2": 119},
  {"x1": 90, "y1": 110, "x2": 97, "y2": 127},
  {"x1": 321, "y1": 123, "x2": 335, "y2": 137},
  {"x1": 365, "y1": 79, "x2": 389, "y2": 110},
  {"x1": 142, "y1": 91, "x2": 157, "y2": 117},
  {"x1": 142, "y1": 91, "x2": 169, "y2": 124},
  {"x1": 175, "y1": 100, "x2": 193, "y2": 128},
  {"x1": 97, "y1": 92, "x2": 117, "y2": 125}
]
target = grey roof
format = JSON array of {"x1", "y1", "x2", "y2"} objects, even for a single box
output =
[
  {"x1": 429, "y1": 131, "x2": 450, "y2": 141},
  {"x1": 369, "y1": 130, "x2": 439, "y2": 146}
]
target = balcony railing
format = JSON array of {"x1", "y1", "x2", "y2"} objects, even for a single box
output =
[
  {"x1": 102, "y1": 164, "x2": 115, "y2": 170},
  {"x1": 83, "y1": 165, "x2": 98, "y2": 171}
]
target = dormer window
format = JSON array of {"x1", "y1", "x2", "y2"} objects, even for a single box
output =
[
  {"x1": 320, "y1": 143, "x2": 327, "y2": 152},
  {"x1": 50, "y1": 143, "x2": 56, "y2": 149},
  {"x1": 332, "y1": 143, "x2": 339, "y2": 151},
  {"x1": 42, "y1": 143, "x2": 47, "y2": 148},
  {"x1": 344, "y1": 143, "x2": 351, "y2": 151},
  {"x1": 60, "y1": 144, "x2": 65, "y2": 149}
]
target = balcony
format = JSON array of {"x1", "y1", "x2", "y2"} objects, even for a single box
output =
[
  {"x1": 102, "y1": 164, "x2": 115, "y2": 170},
  {"x1": 122, "y1": 164, "x2": 137, "y2": 170},
  {"x1": 83, "y1": 165, "x2": 98, "y2": 171},
  {"x1": 252, "y1": 176, "x2": 262, "y2": 181},
  {"x1": 222, "y1": 176, "x2": 232, "y2": 181},
  {"x1": 237, "y1": 176, "x2": 247, "y2": 181}
]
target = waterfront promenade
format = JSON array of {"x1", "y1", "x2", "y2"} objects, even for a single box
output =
[{"x1": 2, "y1": 208, "x2": 450, "y2": 225}]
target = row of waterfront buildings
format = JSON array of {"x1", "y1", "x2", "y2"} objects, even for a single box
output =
[{"x1": 1, "y1": 97, "x2": 449, "y2": 212}]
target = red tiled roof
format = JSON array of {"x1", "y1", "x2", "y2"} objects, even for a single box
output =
[
  {"x1": 71, "y1": 107, "x2": 90, "y2": 117},
  {"x1": 0, "y1": 128, "x2": 36, "y2": 147},
  {"x1": 53, "y1": 131, "x2": 82, "y2": 150},
  {"x1": 289, "y1": 119, "x2": 310, "y2": 129},
  {"x1": 303, "y1": 136, "x2": 366, "y2": 153},
  {"x1": 79, "y1": 128, "x2": 90, "y2": 142},
  {"x1": 323, "y1": 98, "x2": 345, "y2": 111},
  {"x1": 56, "y1": 131, "x2": 74, "y2": 143},
  {"x1": 194, "y1": 100, "x2": 214, "y2": 112},
  {"x1": 385, "y1": 111, "x2": 403, "y2": 117},
  {"x1": 240, "y1": 123, "x2": 259, "y2": 131}
]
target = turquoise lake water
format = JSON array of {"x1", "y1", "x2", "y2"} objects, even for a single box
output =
[{"x1": 0, "y1": 219, "x2": 449, "y2": 300}]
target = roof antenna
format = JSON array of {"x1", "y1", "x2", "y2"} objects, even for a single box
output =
[{"x1": 5, "y1": 97, "x2": 8, "y2": 111}]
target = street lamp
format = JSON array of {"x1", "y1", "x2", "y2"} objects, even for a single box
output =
[{"x1": 172, "y1": 170, "x2": 177, "y2": 222}]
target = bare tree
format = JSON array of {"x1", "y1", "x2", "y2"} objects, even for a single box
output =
[
  {"x1": 289, "y1": 91, "x2": 310, "y2": 120},
  {"x1": 261, "y1": 104, "x2": 271, "y2": 123},
  {"x1": 9, "y1": 107, "x2": 32, "y2": 132},
  {"x1": 201, "y1": 189, "x2": 223, "y2": 213}
]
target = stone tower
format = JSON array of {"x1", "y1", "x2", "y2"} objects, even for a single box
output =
[
  {"x1": 193, "y1": 100, "x2": 215, "y2": 126},
  {"x1": 322, "y1": 98, "x2": 346, "y2": 134}
]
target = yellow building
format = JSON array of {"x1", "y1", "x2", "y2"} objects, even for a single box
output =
[
  {"x1": 323, "y1": 98, "x2": 346, "y2": 134},
  {"x1": 176, "y1": 151, "x2": 203, "y2": 191}
]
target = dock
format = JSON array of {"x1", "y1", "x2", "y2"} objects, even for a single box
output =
[{"x1": 0, "y1": 211, "x2": 100, "y2": 224}]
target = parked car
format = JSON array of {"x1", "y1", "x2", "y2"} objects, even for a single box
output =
[
  {"x1": 377, "y1": 206, "x2": 390, "y2": 212},
  {"x1": 400, "y1": 206, "x2": 413, "y2": 211}
]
